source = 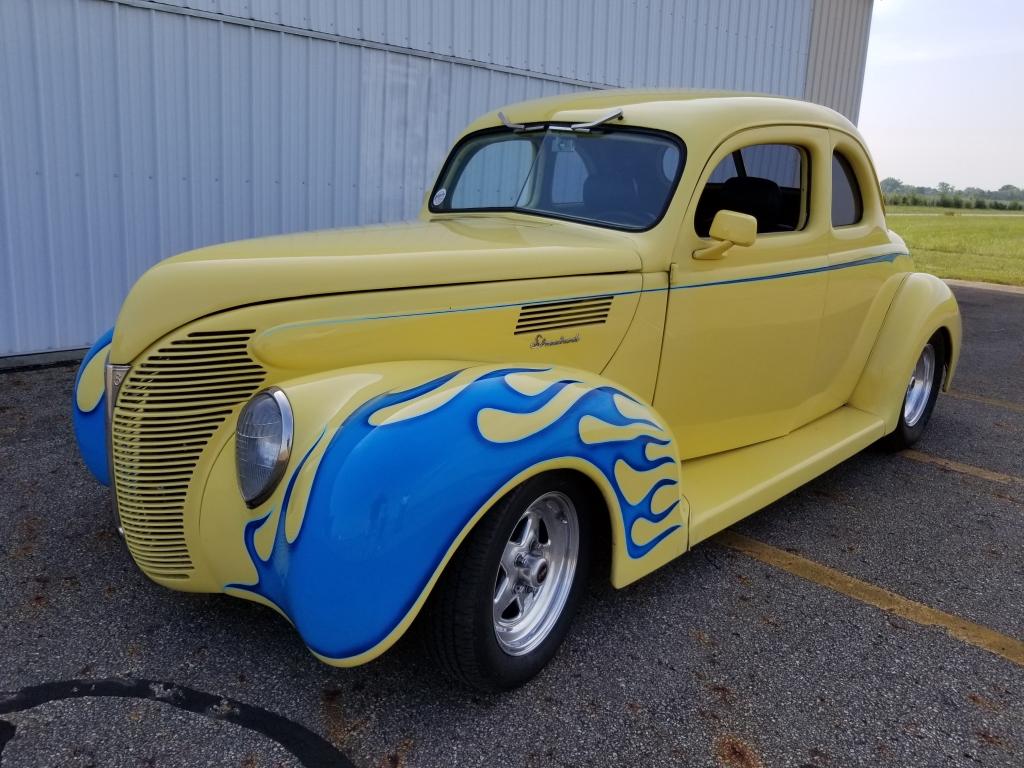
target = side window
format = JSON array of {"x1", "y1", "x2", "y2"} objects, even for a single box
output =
[
  {"x1": 695, "y1": 143, "x2": 807, "y2": 236},
  {"x1": 449, "y1": 137, "x2": 535, "y2": 208},
  {"x1": 831, "y1": 151, "x2": 863, "y2": 227},
  {"x1": 707, "y1": 152, "x2": 736, "y2": 183}
]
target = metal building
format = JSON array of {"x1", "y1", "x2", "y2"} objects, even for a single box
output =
[{"x1": 0, "y1": 0, "x2": 874, "y2": 358}]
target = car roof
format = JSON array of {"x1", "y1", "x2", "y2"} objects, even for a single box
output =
[{"x1": 461, "y1": 88, "x2": 861, "y2": 142}]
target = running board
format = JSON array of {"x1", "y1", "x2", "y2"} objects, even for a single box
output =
[{"x1": 682, "y1": 405, "x2": 886, "y2": 546}]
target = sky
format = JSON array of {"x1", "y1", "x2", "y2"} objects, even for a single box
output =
[{"x1": 858, "y1": 0, "x2": 1024, "y2": 190}]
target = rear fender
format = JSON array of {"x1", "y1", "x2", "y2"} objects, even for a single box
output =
[
  {"x1": 209, "y1": 362, "x2": 687, "y2": 666},
  {"x1": 849, "y1": 273, "x2": 962, "y2": 432}
]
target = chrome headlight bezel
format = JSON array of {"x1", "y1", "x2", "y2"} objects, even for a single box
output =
[{"x1": 235, "y1": 387, "x2": 294, "y2": 509}]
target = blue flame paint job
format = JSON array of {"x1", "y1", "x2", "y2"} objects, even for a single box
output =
[
  {"x1": 72, "y1": 328, "x2": 113, "y2": 486},
  {"x1": 230, "y1": 368, "x2": 682, "y2": 660}
]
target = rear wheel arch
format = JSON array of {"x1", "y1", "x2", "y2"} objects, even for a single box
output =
[
  {"x1": 885, "y1": 329, "x2": 947, "y2": 449},
  {"x1": 849, "y1": 272, "x2": 961, "y2": 431},
  {"x1": 934, "y1": 324, "x2": 954, "y2": 389}
]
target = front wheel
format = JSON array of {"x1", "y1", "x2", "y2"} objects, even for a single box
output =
[
  {"x1": 887, "y1": 333, "x2": 946, "y2": 448},
  {"x1": 421, "y1": 473, "x2": 593, "y2": 692}
]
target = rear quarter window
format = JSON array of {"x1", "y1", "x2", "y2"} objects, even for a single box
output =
[{"x1": 831, "y1": 151, "x2": 864, "y2": 227}]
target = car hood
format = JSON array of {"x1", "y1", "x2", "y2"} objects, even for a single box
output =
[{"x1": 110, "y1": 216, "x2": 641, "y2": 362}]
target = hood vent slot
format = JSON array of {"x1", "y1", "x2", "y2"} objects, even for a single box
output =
[{"x1": 515, "y1": 296, "x2": 614, "y2": 335}]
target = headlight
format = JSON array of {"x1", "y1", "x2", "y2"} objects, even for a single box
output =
[{"x1": 236, "y1": 388, "x2": 293, "y2": 508}]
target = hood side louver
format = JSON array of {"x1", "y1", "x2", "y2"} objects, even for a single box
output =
[{"x1": 515, "y1": 296, "x2": 614, "y2": 335}]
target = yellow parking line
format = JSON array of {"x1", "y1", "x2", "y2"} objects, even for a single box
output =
[
  {"x1": 946, "y1": 389, "x2": 1024, "y2": 414},
  {"x1": 899, "y1": 449, "x2": 1022, "y2": 485},
  {"x1": 716, "y1": 531, "x2": 1024, "y2": 667}
]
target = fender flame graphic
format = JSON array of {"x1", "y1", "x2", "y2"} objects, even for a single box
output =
[{"x1": 231, "y1": 367, "x2": 683, "y2": 660}]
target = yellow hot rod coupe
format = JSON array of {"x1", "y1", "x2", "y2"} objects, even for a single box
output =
[{"x1": 73, "y1": 90, "x2": 961, "y2": 691}]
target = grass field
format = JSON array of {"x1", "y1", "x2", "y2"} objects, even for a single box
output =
[
  {"x1": 887, "y1": 205, "x2": 1023, "y2": 216},
  {"x1": 886, "y1": 205, "x2": 1024, "y2": 286}
]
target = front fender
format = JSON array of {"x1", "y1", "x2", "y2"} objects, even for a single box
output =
[
  {"x1": 849, "y1": 273, "x2": 962, "y2": 432},
  {"x1": 205, "y1": 362, "x2": 687, "y2": 666},
  {"x1": 72, "y1": 328, "x2": 114, "y2": 485}
]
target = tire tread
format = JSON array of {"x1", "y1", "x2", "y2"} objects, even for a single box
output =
[
  {"x1": 885, "y1": 331, "x2": 946, "y2": 449},
  {"x1": 419, "y1": 474, "x2": 591, "y2": 692},
  {"x1": 422, "y1": 508, "x2": 498, "y2": 689}
]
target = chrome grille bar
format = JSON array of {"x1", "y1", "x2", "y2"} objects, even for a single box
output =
[{"x1": 110, "y1": 330, "x2": 265, "y2": 580}]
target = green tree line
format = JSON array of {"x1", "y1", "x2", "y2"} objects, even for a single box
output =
[{"x1": 881, "y1": 178, "x2": 1023, "y2": 210}]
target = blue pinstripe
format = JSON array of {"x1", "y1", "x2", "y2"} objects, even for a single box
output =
[{"x1": 265, "y1": 251, "x2": 907, "y2": 335}]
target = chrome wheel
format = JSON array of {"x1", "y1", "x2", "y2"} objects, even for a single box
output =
[
  {"x1": 904, "y1": 343, "x2": 936, "y2": 427},
  {"x1": 492, "y1": 491, "x2": 579, "y2": 656}
]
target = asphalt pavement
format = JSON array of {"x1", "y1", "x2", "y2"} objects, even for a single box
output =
[{"x1": 1, "y1": 283, "x2": 1022, "y2": 767}]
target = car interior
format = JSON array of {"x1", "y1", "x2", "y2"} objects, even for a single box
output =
[
  {"x1": 538, "y1": 132, "x2": 681, "y2": 229},
  {"x1": 439, "y1": 129, "x2": 683, "y2": 230},
  {"x1": 694, "y1": 145, "x2": 806, "y2": 236}
]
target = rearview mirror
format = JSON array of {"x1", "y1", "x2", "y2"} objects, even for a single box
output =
[{"x1": 693, "y1": 210, "x2": 758, "y2": 260}]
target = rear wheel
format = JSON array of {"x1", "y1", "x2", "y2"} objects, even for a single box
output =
[
  {"x1": 421, "y1": 473, "x2": 592, "y2": 692},
  {"x1": 887, "y1": 332, "x2": 946, "y2": 448}
]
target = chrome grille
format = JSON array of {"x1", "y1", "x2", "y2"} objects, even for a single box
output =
[
  {"x1": 515, "y1": 296, "x2": 614, "y2": 335},
  {"x1": 111, "y1": 330, "x2": 266, "y2": 579}
]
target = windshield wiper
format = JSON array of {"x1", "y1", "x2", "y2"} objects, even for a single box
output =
[
  {"x1": 497, "y1": 111, "x2": 546, "y2": 132},
  {"x1": 561, "y1": 108, "x2": 624, "y2": 132},
  {"x1": 498, "y1": 108, "x2": 624, "y2": 133}
]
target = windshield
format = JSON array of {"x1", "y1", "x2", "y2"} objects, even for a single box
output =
[{"x1": 429, "y1": 126, "x2": 685, "y2": 231}]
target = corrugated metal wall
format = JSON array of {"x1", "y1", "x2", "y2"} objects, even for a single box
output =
[
  {"x1": 0, "y1": 0, "x2": 869, "y2": 357},
  {"x1": 134, "y1": 0, "x2": 821, "y2": 92},
  {"x1": 805, "y1": 0, "x2": 874, "y2": 122}
]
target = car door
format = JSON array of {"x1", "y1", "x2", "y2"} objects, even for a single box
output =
[
  {"x1": 803, "y1": 130, "x2": 910, "y2": 417},
  {"x1": 654, "y1": 125, "x2": 832, "y2": 459}
]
